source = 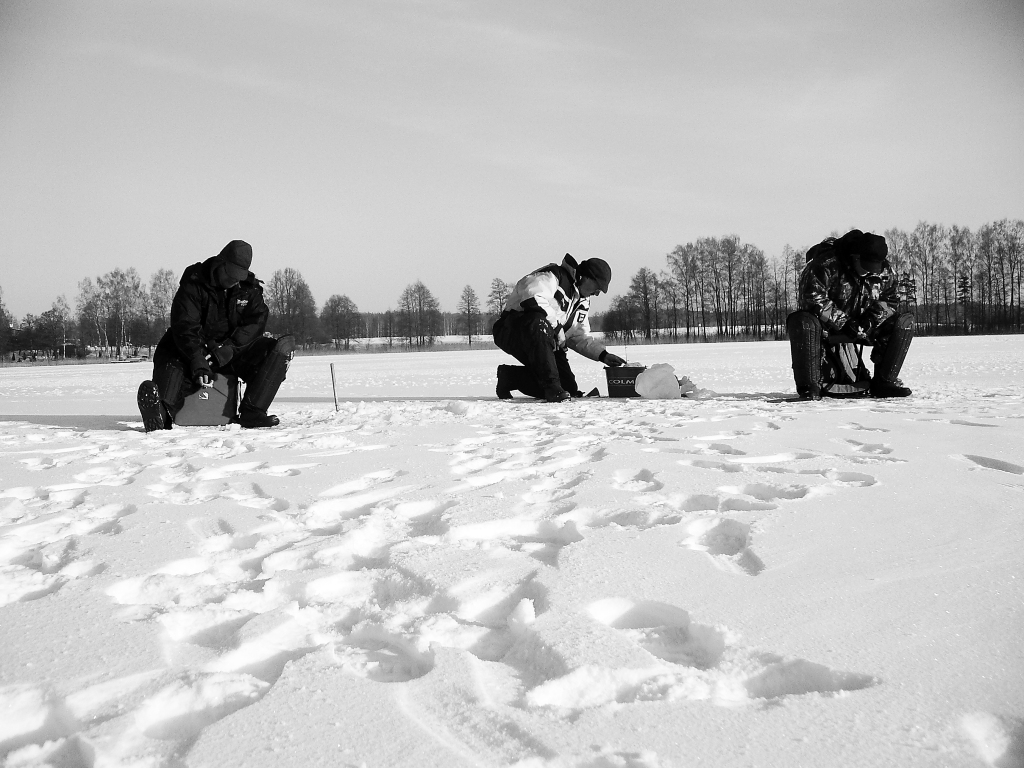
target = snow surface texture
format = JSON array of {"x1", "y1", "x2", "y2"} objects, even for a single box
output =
[{"x1": 0, "y1": 336, "x2": 1022, "y2": 768}]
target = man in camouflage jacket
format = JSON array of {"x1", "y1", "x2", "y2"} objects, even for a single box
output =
[{"x1": 788, "y1": 229, "x2": 915, "y2": 399}]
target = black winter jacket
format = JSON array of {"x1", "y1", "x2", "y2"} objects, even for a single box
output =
[{"x1": 157, "y1": 256, "x2": 269, "y2": 376}]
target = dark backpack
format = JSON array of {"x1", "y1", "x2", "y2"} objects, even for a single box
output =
[
  {"x1": 821, "y1": 343, "x2": 871, "y2": 397},
  {"x1": 805, "y1": 237, "x2": 836, "y2": 263}
]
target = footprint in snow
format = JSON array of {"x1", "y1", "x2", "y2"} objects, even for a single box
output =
[
  {"x1": 133, "y1": 672, "x2": 270, "y2": 741},
  {"x1": 678, "y1": 452, "x2": 817, "y2": 473},
  {"x1": 611, "y1": 469, "x2": 664, "y2": 493},
  {"x1": 682, "y1": 517, "x2": 765, "y2": 576},
  {"x1": 0, "y1": 485, "x2": 89, "y2": 521},
  {"x1": 318, "y1": 468, "x2": 406, "y2": 497},
  {"x1": 71, "y1": 463, "x2": 145, "y2": 486},
  {"x1": 842, "y1": 439, "x2": 893, "y2": 455},
  {"x1": 958, "y1": 454, "x2": 1024, "y2": 475},
  {"x1": 839, "y1": 422, "x2": 890, "y2": 433},
  {"x1": 0, "y1": 503, "x2": 132, "y2": 606},
  {"x1": 523, "y1": 597, "x2": 877, "y2": 712},
  {"x1": 718, "y1": 481, "x2": 812, "y2": 502}
]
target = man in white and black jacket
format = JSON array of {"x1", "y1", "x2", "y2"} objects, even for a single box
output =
[{"x1": 492, "y1": 254, "x2": 626, "y2": 402}]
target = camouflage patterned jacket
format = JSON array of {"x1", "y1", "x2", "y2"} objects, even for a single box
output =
[{"x1": 798, "y1": 249, "x2": 899, "y2": 336}]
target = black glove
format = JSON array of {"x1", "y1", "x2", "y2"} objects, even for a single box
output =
[
  {"x1": 600, "y1": 351, "x2": 626, "y2": 367},
  {"x1": 210, "y1": 344, "x2": 234, "y2": 368},
  {"x1": 194, "y1": 363, "x2": 213, "y2": 386}
]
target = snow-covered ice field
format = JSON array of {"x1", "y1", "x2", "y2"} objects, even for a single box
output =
[{"x1": 1, "y1": 336, "x2": 1022, "y2": 768}]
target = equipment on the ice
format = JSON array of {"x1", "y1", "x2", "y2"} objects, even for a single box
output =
[
  {"x1": 605, "y1": 364, "x2": 647, "y2": 397},
  {"x1": 174, "y1": 374, "x2": 239, "y2": 426},
  {"x1": 635, "y1": 363, "x2": 683, "y2": 399},
  {"x1": 606, "y1": 362, "x2": 697, "y2": 399}
]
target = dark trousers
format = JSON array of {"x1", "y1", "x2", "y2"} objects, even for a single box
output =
[
  {"x1": 152, "y1": 335, "x2": 281, "y2": 417},
  {"x1": 492, "y1": 311, "x2": 580, "y2": 398},
  {"x1": 786, "y1": 310, "x2": 914, "y2": 389}
]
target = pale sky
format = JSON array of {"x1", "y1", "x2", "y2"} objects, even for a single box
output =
[{"x1": 1, "y1": 0, "x2": 1022, "y2": 318}]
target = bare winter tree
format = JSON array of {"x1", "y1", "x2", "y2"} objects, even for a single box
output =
[
  {"x1": 397, "y1": 281, "x2": 442, "y2": 347},
  {"x1": 486, "y1": 278, "x2": 511, "y2": 324},
  {"x1": 320, "y1": 294, "x2": 360, "y2": 350},
  {"x1": 76, "y1": 277, "x2": 109, "y2": 354},
  {"x1": 457, "y1": 285, "x2": 481, "y2": 345},
  {"x1": 149, "y1": 268, "x2": 178, "y2": 336},
  {"x1": 628, "y1": 267, "x2": 660, "y2": 340},
  {"x1": 266, "y1": 268, "x2": 318, "y2": 345},
  {"x1": 97, "y1": 268, "x2": 146, "y2": 356},
  {"x1": 0, "y1": 284, "x2": 10, "y2": 361}
]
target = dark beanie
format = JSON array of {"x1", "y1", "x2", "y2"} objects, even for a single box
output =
[
  {"x1": 835, "y1": 229, "x2": 887, "y2": 272},
  {"x1": 577, "y1": 258, "x2": 612, "y2": 292},
  {"x1": 217, "y1": 240, "x2": 253, "y2": 281},
  {"x1": 859, "y1": 233, "x2": 888, "y2": 271}
]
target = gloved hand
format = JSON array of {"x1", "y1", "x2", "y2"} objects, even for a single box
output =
[
  {"x1": 840, "y1": 320, "x2": 869, "y2": 341},
  {"x1": 195, "y1": 355, "x2": 213, "y2": 387},
  {"x1": 210, "y1": 344, "x2": 234, "y2": 368},
  {"x1": 602, "y1": 352, "x2": 627, "y2": 367}
]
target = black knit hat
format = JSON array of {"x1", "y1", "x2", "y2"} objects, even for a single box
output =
[
  {"x1": 577, "y1": 258, "x2": 612, "y2": 292},
  {"x1": 835, "y1": 230, "x2": 887, "y2": 273},
  {"x1": 218, "y1": 240, "x2": 252, "y2": 281},
  {"x1": 858, "y1": 233, "x2": 888, "y2": 272}
]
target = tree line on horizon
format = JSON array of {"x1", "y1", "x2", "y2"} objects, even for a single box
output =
[
  {"x1": 0, "y1": 218, "x2": 1020, "y2": 362},
  {"x1": 602, "y1": 218, "x2": 1024, "y2": 342}
]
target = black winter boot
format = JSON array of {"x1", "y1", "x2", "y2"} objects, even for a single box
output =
[
  {"x1": 870, "y1": 379, "x2": 912, "y2": 398},
  {"x1": 496, "y1": 365, "x2": 514, "y2": 399},
  {"x1": 238, "y1": 341, "x2": 289, "y2": 428},
  {"x1": 239, "y1": 407, "x2": 281, "y2": 428},
  {"x1": 137, "y1": 380, "x2": 171, "y2": 431},
  {"x1": 544, "y1": 389, "x2": 571, "y2": 403}
]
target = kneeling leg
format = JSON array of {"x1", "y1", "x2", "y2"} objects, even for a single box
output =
[
  {"x1": 786, "y1": 311, "x2": 822, "y2": 400},
  {"x1": 870, "y1": 313, "x2": 914, "y2": 397},
  {"x1": 233, "y1": 336, "x2": 296, "y2": 427}
]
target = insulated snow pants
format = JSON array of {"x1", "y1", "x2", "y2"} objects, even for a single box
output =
[
  {"x1": 787, "y1": 310, "x2": 915, "y2": 395},
  {"x1": 492, "y1": 310, "x2": 580, "y2": 398}
]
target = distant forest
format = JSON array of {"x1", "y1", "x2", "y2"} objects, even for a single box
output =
[{"x1": 1, "y1": 219, "x2": 1021, "y2": 361}]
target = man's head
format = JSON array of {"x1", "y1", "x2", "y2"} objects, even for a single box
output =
[
  {"x1": 215, "y1": 240, "x2": 253, "y2": 287},
  {"x1": 576, "y1": 258, "x2": 612, "y2": 298},
  {"x1": 836, "y1": 230, "x2": 887, "y2": 277}
]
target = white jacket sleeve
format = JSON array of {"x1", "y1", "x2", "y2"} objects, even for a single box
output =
[{"x1": 564, "y1": 301, "x2": 607, "y2": 361}]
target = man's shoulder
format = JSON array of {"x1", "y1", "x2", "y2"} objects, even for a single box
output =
[
  {"x1": 805, "y1": 252, "x2": 842, "y2": 275},
  {"x1": 530, "y1": 263, "x2": 575, "y2": 295},
  {"x1": 175, "y1": 263, "x2": 206, "y2": 293}
]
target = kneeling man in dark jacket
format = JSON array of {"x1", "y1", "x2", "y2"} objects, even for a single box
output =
[{"x1": 137, "y1": 240, "x2": 293, "y2": 430}]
